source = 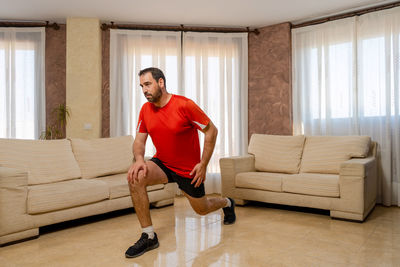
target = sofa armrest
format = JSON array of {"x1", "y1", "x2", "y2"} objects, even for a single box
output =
[
  {"x1": 0, "y1": 167, "x2": 28, "y2": 188},
  {"x1": 340, "y1": 156, "x2": 376, "y2": 177},
  {"x1": 0, "y1": 167, "x2": 34, "y2": 237},
  {"x1": 219, "y1": 155, "x2": 255, "y2": 196},
  {"x1": 335, "y1": 156, "x2": 377, "y2": 215}
]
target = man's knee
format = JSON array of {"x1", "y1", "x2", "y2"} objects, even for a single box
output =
[
  {"x1": 195, "y1": 209, "x2": 208, "y2": 216},
  {"x1": 191, "y1": 201, "x2": 209, "y2": 216},
  {"x1": 193, "y1": 207, "x2": 209, "y2": 216},
  {"x1": 128, "y1": 170, "x2": 147, "y2": 191}
]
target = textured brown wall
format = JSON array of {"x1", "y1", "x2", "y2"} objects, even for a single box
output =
[
  {"x1": 248, "y1": 22, "x2": 292, "y2": 137},
  {"x1": 102, "y1": 29, "x2": 110, "y2": 137},
  {"x1": 45, "y1": 25, "x2": 67, "y2": 137}
]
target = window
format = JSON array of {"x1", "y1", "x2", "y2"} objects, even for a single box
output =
[
  {"x1": 0, "y1": 28, "x2": 45, "y2": 139},
  {"x1": 359, "y1": 36, "x2": 396, "y2": 117}
]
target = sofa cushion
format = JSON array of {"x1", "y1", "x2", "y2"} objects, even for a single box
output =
[
  {"x1": 96, "y1": 173, "x2": 165, "y2": 199},
  {"x1": 70, "y1": 136, "x2": 134, "y2": 179},
  {"x1": 282, "y1": 173, "x2": 340, "y2": 197},
  {"x1": 27, "y1": 179, "x2": 109, "y2": 214},
  {"x1": 300, "y1": 136, "x2": 371, "y2": 174},
  {"x1": 235, "y1": 172, "x2": 285, "y2": 192},
  {"x1": 0, "y1": 139, "x2": 81, "y2": 185},
  {"x1": 248, "y1": 134, "x2": 305, "y2": 174}
]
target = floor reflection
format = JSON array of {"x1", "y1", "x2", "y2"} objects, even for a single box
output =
[{"x1": 1, "y1": 197, "x2": 399, "y2": 267}]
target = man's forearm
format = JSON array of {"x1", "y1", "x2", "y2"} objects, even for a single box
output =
[
  {"x1": 133, "y1": 140, "x2": 146, "y2": 162},
  {"x1": 201, "y1": 125, "x2": 218, "y2": 166}
]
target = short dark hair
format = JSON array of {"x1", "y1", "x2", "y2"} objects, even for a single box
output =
[{"x1": 138, "y1": 67, "x2": 166, "y2": 88}]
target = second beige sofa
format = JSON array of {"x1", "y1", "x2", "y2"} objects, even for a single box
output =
[{"x1": 220, "y1": 134, "x2": 377, "y2": 222}]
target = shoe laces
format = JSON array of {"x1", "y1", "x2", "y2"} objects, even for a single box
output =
[{"x1": 133, "y1": 233, "x2": 149, "y2": 248}]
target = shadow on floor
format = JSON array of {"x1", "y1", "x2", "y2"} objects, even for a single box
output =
[
  {"x1": 40, "y1": 207, "x2": 136, "y2": 235},
  {"x1": 244, "y1": 200, "x2": 330, "y2": 216}
]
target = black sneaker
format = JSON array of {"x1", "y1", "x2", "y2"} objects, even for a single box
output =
[
  {"x1": 125, "y1": 233, "x2": 159, "y2": 258},
  {"x1": 223, "y1": 198, "x2": 236, "y2": 225}
]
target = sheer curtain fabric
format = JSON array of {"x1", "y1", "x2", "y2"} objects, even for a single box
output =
[
  {"x1": 110, "y1": 30, "x2": 248, "y2": 193},
  {"x1": 182, "y1": 32, "x2": 248, "y2": 193},
  {"x1": 0, "y1": 28, "x2": 45, "y2": 139},
  {"x1": 292, "y1": 7, "x2": 400, "y2": 206},
  {"x1": 109, "y1": 30, "x2": 181, "y2": 155}
]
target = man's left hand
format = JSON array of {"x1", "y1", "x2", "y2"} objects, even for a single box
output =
[{"x1": 190, "y1": 162, "x2": 207, "y2": 188}]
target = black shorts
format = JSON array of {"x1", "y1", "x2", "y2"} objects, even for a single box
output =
[{"x1": 149, "y1": 157, "x2": 205, "y2": 198}]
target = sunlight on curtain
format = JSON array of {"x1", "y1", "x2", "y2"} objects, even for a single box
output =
[
  {"x1": 0, "y1": 28, "x2": 45, "y2": 139},
  {"x1": 292, "y1": 7, "x2": 400, "y2": 206},
  {"x1": 109, "y1": 30, "x2": 181, "y2": 156},
  {"x1": 183, "y1": 32, "x2": 248, "y2": 193}
]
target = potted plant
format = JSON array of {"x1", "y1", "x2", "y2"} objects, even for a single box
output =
[{"x1": 40, "y1": 103, "x2": 71, "y2": 140}]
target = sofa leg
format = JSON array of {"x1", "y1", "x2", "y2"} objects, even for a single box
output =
[
  {"x1": 330, "y1": 202, "x2": 375, "y2": 222},
  {"x1": 152, "y1": 198, "x2": 174, "y2": 208},
  {"x1": 0, "y1": 228, "x2": 39, "y2": 246},
  {"x1": 330, "y1": 210, "x2": 364, "y2": 222},
  {"x1": 234, "y1": 199, "x2": 248, "y2": 206}
]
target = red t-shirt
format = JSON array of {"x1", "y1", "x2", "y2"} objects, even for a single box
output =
[{"x1": 136, "y1": 95, "x2": 210, "y2": 178}]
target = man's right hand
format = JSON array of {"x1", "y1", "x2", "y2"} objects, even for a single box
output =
[{"x1": 127, "y1": 160, "x2": 147, "y2": 183}]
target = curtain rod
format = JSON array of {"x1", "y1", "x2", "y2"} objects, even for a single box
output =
[
  {"x1": 101, "y1": 22, "x2": 260, "y2": 35},
  {"x1": 292, "y1": 1, "x2": 400, "y2": 29},
  {"x1": 0, "y1": 21, "x2": 60, "y2": 30}
]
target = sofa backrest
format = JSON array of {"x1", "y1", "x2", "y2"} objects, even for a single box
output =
[
  {"x1": 369, "y1": 141, "x2": 377, "y2": 157},
  {"x1": 0, "y1": 139, "x2": 81, "y2": 185},
  {"x1": 70, "y1": 135, "x2": 134, "y2": 179},
  {"x1": 300, "y1": 136, "x2": 371, "y2": 174},
  {"x1": 248, "y1": 134, "x2": 305, "y2": 174}
]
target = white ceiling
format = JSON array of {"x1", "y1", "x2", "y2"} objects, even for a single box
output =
[{"x1": 0, "y1": 0, "x2": 398, "y2": 28}]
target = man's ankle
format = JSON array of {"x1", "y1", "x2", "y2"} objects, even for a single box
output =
[
  {"x1": 224, "y1": 197, "x2": 231, "y2": 208},
  {"x1": 142, "y1": 225, "x2": 155, "y2": 239}
]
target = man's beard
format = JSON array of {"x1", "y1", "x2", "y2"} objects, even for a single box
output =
[{"x1": 144, "y1": 86, "x2": 162, "y2": 103}]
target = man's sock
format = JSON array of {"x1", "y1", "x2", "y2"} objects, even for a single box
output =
[
  {"x1": 224, "y1": 198, "x2": 231, "y2": 208},
  {"x1": 142, "y1": 225, "x2": 155, "y2": 239}
]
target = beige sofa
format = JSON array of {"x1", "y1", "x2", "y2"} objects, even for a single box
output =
[
  {"x1": 0, "y1": 136, "x2": 176, "y2": 246},
  {"x1": 220, "y1": 134, "x2": 377, "y2": 221}
]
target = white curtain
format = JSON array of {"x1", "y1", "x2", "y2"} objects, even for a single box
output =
[
  {"x1": 109, "y1": 29, "x2": 181, "y2": 156},
  {"x1": 292, "y1": 7, "x2": 400, "y2": 206},
  {"x1": 0, "y1": 28, "x2": 45, "y2": 139},
  {"x1": 110, "y1": 30, "x2": 248, "y2": 194},
  {"x1": 182, "y1": 32, "x2": 248, "y2": 193}
]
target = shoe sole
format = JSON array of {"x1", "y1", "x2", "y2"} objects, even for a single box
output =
[
  {"x1": 223, "y1": 219, "x2": 236, "y2": 225},
  {"x1": 125, "y1": 242, "x2": 159, "y2": 258}
]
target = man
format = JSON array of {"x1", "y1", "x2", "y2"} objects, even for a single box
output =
[{"x1": 125, "y1": 67, "x2": 236, "y2": 258}]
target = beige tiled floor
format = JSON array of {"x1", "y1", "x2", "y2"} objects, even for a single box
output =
[{"x1": 1, "y1": 196, "x2": 400, "y2": 267}]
